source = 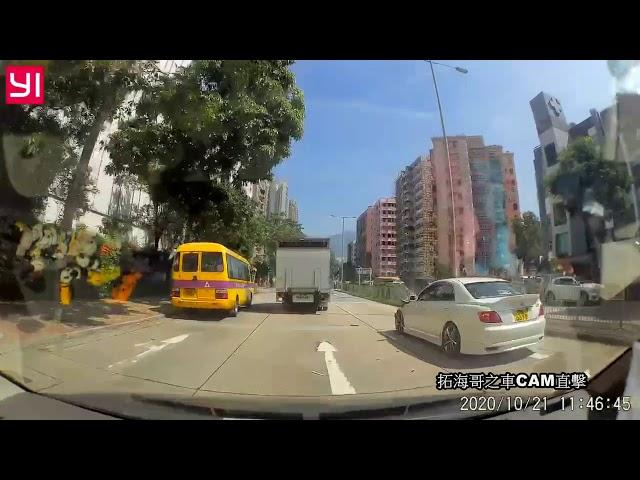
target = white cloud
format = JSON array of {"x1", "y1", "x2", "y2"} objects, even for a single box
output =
[{"x1": 309, "y1": 98, "x2": 434, "y2": 120}]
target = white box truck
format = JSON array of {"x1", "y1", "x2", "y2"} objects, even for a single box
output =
[{"x1": 275, "y1": 238, "x2": 331, "y2": 311}]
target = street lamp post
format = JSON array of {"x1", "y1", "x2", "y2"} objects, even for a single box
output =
[
  {"x1": 425, "y1": 60, "x2": 468, "y2": 277},
  {"x1": 331, "y1": 214, "x2": 356, "y2": 288}
]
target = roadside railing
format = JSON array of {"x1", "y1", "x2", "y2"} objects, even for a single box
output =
[{"x1": 341, "y1": 283, "x2": 410, "y2": 307}]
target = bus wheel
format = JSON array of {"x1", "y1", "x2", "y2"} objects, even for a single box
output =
[{"x1": 229, "y1": 297, "x2": 239, "y2": 317}]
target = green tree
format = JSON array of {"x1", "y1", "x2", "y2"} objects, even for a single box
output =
[
  {"x1": 343, "y1": 261, "x2": 356, "y2": 282},
  {"x1": 545, "y1": 136, "x2": 633, "y2": 279},
  {"x1": 512, "y1": 211, "x2": 543, "y2": 266},
  {"x1": 330, "y1": 251, "x2": 341, "y2": 279},
  {"x1": 1, "y1": 61, "x2": 67, "y2": 222},
  {"x1": 49, "y1": 61, "x2": 158, "y2": 230},
  {"x1": 187, "y1": 183, "x2": 271, "y2": 259},
  {"x1": 1, "y1": 62, "x2": 74, "y2": 297},
  {"x1": 260, "y1": 213, "x2": 304, "y2": 270},
  {"x1": 250, "y1": 212, "x2": 304, "y2": 283},
  {"x1": 1, "y1": 60, "x2": 157, "y2": 227},
  {"x1": 106, "y1": 60, "x2": 305, "y2": 233},
  {"x1": 132, "y1": 199, "x2": 185, "y2": 250}
]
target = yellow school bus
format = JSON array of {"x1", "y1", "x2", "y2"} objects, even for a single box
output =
[{"x1": 170, "y1": 242, "x2": 255, "y2": 316}]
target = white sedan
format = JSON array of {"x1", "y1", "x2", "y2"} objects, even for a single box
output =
[
  {"x1": 394, "y1": 277, "x2": 545, "y2": 355},
  {"x1": 543, "y1": 276, "x2": 602, "y2": 306}
]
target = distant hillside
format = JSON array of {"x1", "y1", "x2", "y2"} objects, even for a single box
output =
[{"x1": 328, "y1": 230, "x2": 356, "y2": 261}]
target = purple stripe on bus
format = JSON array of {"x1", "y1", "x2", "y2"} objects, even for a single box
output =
[{"x1": 172, "y1": 280, "x2": 256, "y2": 289}]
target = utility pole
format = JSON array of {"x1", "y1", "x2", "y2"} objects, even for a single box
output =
[
  {"x1": 425, "y1": 60, "x2": 468, "y2": 277},
  {"x1": 331, "y1": 214, "x2": 356, "y2": 287}
]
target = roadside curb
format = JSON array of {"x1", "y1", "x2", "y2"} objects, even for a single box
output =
[
  {"x1": 61, "y1": 312, "x2": 165, "y2": 338},
  {"x1": 0, "y1": 312, "x2": 164, "y2": 355}
]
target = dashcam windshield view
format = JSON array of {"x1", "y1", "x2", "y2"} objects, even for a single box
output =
[{"x1": 0, "y1": 60, "x2": 639, "y2": 419}]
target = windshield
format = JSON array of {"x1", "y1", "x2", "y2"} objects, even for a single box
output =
[
  {"x1": 1, "y1": 60, "x2": 639, "y2": 420},
  {"x1": 465, "y1": 282, "x2": 521, "y2": 298}
]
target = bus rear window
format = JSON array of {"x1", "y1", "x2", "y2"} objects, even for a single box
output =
[
  {"x1": 181, "y1": 253, "x2": 199, "y2": 272},
  {"x1": 464, "y1": 281, "x2": 521, "y2": 299},
  {"x1": 202, "y1": 252, "x2": 224, "y2": 272}
]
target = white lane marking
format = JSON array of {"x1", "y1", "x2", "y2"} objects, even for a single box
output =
[
  {"x1": 530, "y1": 352, "x2": 550, "y2": 360},
  {"x1": 108, "y1": 334, "x2": 189, "y2": 369},
  {"x1": 316, "y1": 341, "x2": 356, "y2": 395}
]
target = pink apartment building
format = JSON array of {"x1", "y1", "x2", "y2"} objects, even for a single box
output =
[
  {"x1": 356, "y1": 198, "x2": 397, "y2": 277},
  {"x1": 430, "y1": 136, "x2": 477, "y2": 277},
  {"x1": 356, "y1": 206, "x2": 375, "y2": 269},
  {"x1": 371, "y1": 197, "x2": 397, "y2": 277},
  {"x1": 501, "y1": 150, "x2": 520, "y2": 252},
  {"x1": 429, "y1": 136, "x2": 520, "y2": 276}
]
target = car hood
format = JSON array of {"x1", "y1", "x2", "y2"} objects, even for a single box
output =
[{"x1": 581, "y1": 283, "x2": 602, "y2": 291}]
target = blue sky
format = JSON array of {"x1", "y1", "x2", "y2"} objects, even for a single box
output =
[{"x1": 274, "y1": 60, "x2": 619, "y2": 237}]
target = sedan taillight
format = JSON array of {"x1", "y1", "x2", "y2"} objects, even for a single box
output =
[
  {"x1": 538, "y1": 304, "x2": 544, "y2": 317},
  {"x1": 478, "y1": 311, "x2": 502, "y2": 323}
]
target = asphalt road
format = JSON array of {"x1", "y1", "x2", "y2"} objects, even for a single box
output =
[{"x1": 0, "y1": 290, "x2": 630, "y2": 417}]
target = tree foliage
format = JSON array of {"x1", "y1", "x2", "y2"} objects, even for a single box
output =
[
  {"x1": 512, "y1": 211, "x2": 543, "y2": 265},
  {"x1": 50, "y1": 60, "x2": 159, "y2": 229},
  {"x1": 257, "y1": 213, "x2": 304, "y2": 274},
  {"x1": 1, "y1": 60, "x2": 157, "y2": 226},
  {"x1": 1, "y1": 61, "x2": 66, "y2": 220},
  {"x1": 1, "y1": 60, "x2": 306, "y2": 293},
  {"x1": 544, "y1": 136, "x2": 634, "y2": 279},
  {"x1": 330, "y1": 251, "x2": 341, "y2": 279},
  {"x1": 187, "y1": 183, "x2": 267, "y2": 259},
  {"x1": 106, "y1": 60, "x2": 305, "y2": 228},
  {"x1": 545, "y1": 137, "x2": 632, "y2": 215}
]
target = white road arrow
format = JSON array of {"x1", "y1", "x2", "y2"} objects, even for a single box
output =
[
  {"x1": 316, "y1": 341, "x2": 356, "y2": 395},
  {"x1": 108, "y1": 334, "x2": 189, "y2": 369}
]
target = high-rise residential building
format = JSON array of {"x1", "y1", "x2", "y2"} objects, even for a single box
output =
[
  {"x1": 267, "y1": 179, "x2": 289, "y2": 217},
  {"x1": 288, "y1": 199, "x2": 299, "y2": 222},
  {"x1": 245, "y1": 179, "x2": 299, "y2": 222},
  {"x1": 395, "y1": 136, "x2": 520, "y2": 280},
  {"x1": 396, "y1": 155, "x2": 437, "y2": 291},
  {"x1": 530, "y1": 91, "x2": 640, "y2": 278},
  {"x1": 356, "y1": 206, "x2": 375, "y2": 268},
  {"x1": 430, "y1": 136, "x2": 478, "y2": 276},
  {"x1": 244, "y1": 180, "x2": 271, "y2": 216},
  {"x1": 370, "y1": 197, "x2": 397, "y2": 277},
  {"x1": 468, "y1": 140, "x2": 520, "y2": 274}
]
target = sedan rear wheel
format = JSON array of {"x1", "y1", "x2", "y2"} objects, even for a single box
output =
[
  {"x1": 442, "y1": 322, "x2": 461, "y2": 354},
  {"x1": 395, "y1": 310, "x2": 404, "y2": 334},
  {"x1": 578, "y1": 291, "x2": 588, "y2": 306}
]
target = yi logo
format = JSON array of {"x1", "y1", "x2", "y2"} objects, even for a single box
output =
[{"x1": 5, "y1": 65, "x2": 44, "y2": 105}]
